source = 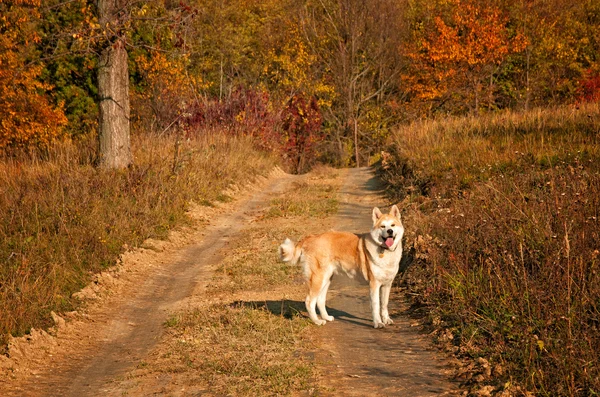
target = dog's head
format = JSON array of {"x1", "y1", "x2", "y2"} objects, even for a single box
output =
[{"x1": 370, "y1": 205, "x2": 404, "y2": 250}]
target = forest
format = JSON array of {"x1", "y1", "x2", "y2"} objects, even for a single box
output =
[{"x1": 1, "y1": 0, "x2": 599, "y2": 167}]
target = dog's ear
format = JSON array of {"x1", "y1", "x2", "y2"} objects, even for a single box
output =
[
  {"x1": 372, "y1": 207, "x2": 383, "y2": 224},
  {"x1": 390, "y1": 205, "x2": 401, "y2": 219}
]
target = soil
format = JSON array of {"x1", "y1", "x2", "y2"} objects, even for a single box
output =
[
  {"x1": 0, "y1": 167, "x2": 460, "y2": 396},
  {"x1": 313, "y1": 168, "x2": 459, "y2": 396}
]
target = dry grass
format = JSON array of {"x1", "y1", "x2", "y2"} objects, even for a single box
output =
[
  {"x1": 209, "y1": 224, "x2": 304, "y2": 294},
  {"x1": 264, "y1": 181, "x2": 338, "y2": 219},
  {"x1": 157, "y1": 304, "x2": 315, "y2": 396},
  {"x1": 0, "y1": 132, "x2": 277, "y2": 349},
  {"x1": 148, "y1": 167, "x2": 341, "y2": 395},
  {"x1": 378, "y1": 103, "x2": 600, "y2": 396},
  {"x1": 210, "y1": 167, "x2": 341, "y2": 294}
]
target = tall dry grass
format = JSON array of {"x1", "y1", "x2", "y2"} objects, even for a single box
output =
[
  {"x1": 0, "y1": 131, "x2": 277, "y2": 348},
  {"x1": 379, "y1": 103, "x2": 600, "y2": 396}
]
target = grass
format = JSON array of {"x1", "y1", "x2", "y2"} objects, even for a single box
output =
[
  {"x1": 264, "y1": 167, "x2": 340, "y2": 219},
  {"x1": 210, "y1": 225, "x2": 304, "y2": 293},
  {"x1": 158, "y1": 304, "x2": 315, "y2": 396},
  {"x1": 265, "y1": 182, "x2": 338, "y2": 219},
  {"x1": 378, "y1": 102, "x2": 600, "y2": 396},
  {"x1": 147, "y1": 166, "x2": 341, "y2": 395},
  {"x1": 0, "y1": 131, "x2": 277, "y2": 349},
  {"x1": 210, "y1": 167, "x2": 341, "y2": 294}
]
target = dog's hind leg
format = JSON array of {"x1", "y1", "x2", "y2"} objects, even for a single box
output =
[
  {"x1": 381, "y1": 282, "x2": 394, "y2": 325},
  {"x1": 306, "y1": 274, "x2": 327, "y2": 326},
  {"x1": 317, "y1": 274, "x2": 334, "y2": 322}
]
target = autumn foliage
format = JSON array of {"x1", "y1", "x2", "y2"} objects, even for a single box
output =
[
  {"x1": 1, "y1": 0, "x2": 599, "y2": 161},
  {"x1": 0, "y1": 0, "x2": 67, "y2": 151},
  {"x1": 404, "y1": 0, "x2": 528, "y2": 114},
  {"x1": 281, "y1": 94, "x2": 324, "y2": 174},
  {"x1": 578, "y1": 70, "x2": 600, "y2": 103}
]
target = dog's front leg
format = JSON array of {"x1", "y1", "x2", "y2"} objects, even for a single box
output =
[
  {"x1": 370, "y1": 281, "x2": 385, "y2": 328},
  {"x1": 381, "y1": 282, "x2": 394, "y2": 325}
]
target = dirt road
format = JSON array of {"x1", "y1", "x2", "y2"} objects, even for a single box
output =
[
  {"x1": 313, "y1": 168, "x2": 458, "y2": 396},
  {"x1": 1, "y1": 167, "x2": 458, "y2": 396}
]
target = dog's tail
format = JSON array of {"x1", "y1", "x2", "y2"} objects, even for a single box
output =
[{"x1": 278, "y1": 238, "x2": 301, "y2": 265}]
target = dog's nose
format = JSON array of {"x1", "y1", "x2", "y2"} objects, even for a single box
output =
[{"x1": 387, "y1": 229, "x2": 394, "y2": 236}]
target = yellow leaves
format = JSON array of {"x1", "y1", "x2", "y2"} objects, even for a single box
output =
[
  {"x1": 263, "y1": 24, "x2": 335, "y2": 111},
  {"x1": 137, "y1": 4, "x2": 148, "y2": 17},
  {"x1": 536, "y1": 339, "x2": 545, "y2": 351},
  {"x1": 0, "y1": 0, "x2": 41, "y2": 5},
  {"x1": 235, "y1": 110, "x2": 246, "y2": 123}
]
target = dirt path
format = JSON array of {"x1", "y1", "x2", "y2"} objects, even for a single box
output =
[
  {"x1": 313, "y1": 168, "x2": 458, "y2": 396},
  {"x1": 1, "y1": 170, "x2": 298, "y2": 397},
  {"x1": 1, "y1": 167, "x2": 459, "y2": 396}
]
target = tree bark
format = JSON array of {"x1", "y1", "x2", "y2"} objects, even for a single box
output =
[
  {"x1": 353, "y1": 118, "x2": 359, "y2": 168},
  {"x1": 97, "y1": 0, "x2": 132, "y2": 169}
]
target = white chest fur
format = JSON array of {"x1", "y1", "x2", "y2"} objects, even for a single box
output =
[{"x1": 366, "y1": 242, "x2": 402, "y2": 283}]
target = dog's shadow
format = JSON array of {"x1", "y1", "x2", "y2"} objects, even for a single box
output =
[{"x1": 229, "y1": 300, "x2": 373, "y2": 327}]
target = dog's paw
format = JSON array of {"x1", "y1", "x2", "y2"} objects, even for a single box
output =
[
  {"x1": 373, "y1": 321, "x2": 385, "y2": 329},
  {"x1": 323, "y1": 315, "x2": 335, "y2": 322},
  {"x1": 313, "y1": 319, "x2": 327, "y2": 326},
  {"x1": 383, "y1": 317, "x2": 394, "y2": 325}
]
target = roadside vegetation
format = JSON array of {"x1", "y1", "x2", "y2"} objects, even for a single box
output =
[
  {"x1": 130, "y1": 167, "x2": 341, "y2": 395},
  {"x1": 0, "y1": 133, "x2": 276, "y2": 349},
  {"x1": 378, "y1": 102, "x2": 600, "y2": 396}
]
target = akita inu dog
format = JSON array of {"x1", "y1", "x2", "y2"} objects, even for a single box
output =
[{"x1": 279, "y1": 205, "x2": 404, "y2": 328}]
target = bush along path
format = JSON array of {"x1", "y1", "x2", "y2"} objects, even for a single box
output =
[{"x1": 0, "y1": 166, "x2": 460, "y2": 396}]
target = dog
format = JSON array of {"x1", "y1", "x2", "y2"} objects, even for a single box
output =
[{"x1": 278, "y1": 205, "x2": 404, "y2": 328}]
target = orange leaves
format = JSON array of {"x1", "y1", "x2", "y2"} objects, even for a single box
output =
[
  {"x1": 0, "y1": 0, "x2": 41, "y2": 5},
  {"x1": 0, "y1": 0, "x2": 67, "y2": 152},
  {"x1": 404, "y1": 0, "x2": 528, "y2": 113},
  {"x1": 449, "y1": 2, "x2": 527, "y2": 67},
  {"x1": 132, "y1": 50, "x2": 209, "y2": 132}
]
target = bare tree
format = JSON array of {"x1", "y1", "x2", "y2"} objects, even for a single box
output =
[
  {"x1": 97, "y1": 0, "x2": 132, "y2": 169},
  {"x1": 300, "y1": 0, "x2": 406, "y2": 166}
]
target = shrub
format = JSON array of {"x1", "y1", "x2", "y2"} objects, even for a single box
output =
[
  {"x1": 379, "y1": 103, "x2": 600, "y2": 395},
  {"x1": 280, "y1": 94, "x2": 324, "y2": 174}
]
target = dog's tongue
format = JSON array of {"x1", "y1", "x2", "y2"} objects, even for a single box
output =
[{"x1": 385, "y1": 237, "x2": 394, "y2": 248}]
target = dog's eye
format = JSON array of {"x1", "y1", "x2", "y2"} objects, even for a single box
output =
[
  {"x1": 380, "y1": 225, "x2": 385, "y2": 229},
  {"x1": 391, "y1": 224, "x2": 395, "y2": 227}
]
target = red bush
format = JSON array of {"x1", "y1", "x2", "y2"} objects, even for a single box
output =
[
  {"x1": 183, "y1": 87, "x2": 281, "y2": 151},
  {"x1": 281, "y1": 94, "x2": 323, "y2": 174},
  {"x1": 183, "y1": 89, "x2": 324, "y2": 173},
  {"x1": 577, "y1": 69, "x2": 600, "y2": 103}
]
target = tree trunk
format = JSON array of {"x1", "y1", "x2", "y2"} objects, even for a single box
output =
[
  {"x1": 353, "y1": 118, "x2": 359, "y2": 168},
  {"x1": 97, "y1": 0, "x2": 132, "y2": 169}
]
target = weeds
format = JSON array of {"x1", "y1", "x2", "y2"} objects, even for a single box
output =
[
  {"x1": 379, "y1": 103, "x2": 600, "y2": 395},
  {"x1": 155, "y1": 166, "x2": 341, "y2": 394},
  {"x1": 0, "y1": 132, "x2": 276, "y2": 348},
  {"x1": 161, "y1": 304, "x2": 314, "y2": 396}
]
